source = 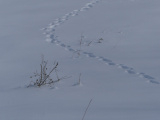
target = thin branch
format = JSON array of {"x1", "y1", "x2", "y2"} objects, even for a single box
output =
[
  {"x1": 42, "y1": 62, "x2": 58, "y2": 84},
  {"x1": 87, "y1": 40, "x2": 93, "y2": 46},
  {"x1": 82, "y1": 99, "x2": 93, "y2": 120},
  {"x1": 79, "y1": 73, "x2": 82, "y2": 85},
  {"x1": 40, "y1": 64, "x2": 43, "y2": 82}
]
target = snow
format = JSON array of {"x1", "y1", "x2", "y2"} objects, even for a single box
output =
[{"x1": 0, "y1": 0, "x2": 160, "y2": 120}]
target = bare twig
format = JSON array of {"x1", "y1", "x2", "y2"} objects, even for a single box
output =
[
  {"x1": 80, "y1": 33, "x2": 84, "y2": 50},
  {"x1": 87, "y1": 40, "x2": 93, "y2": 46},
  {"x1": 82, "y1": 99, "x2": 93, "y2": 120},
  {"x1": 79, "y1": 73, "x2": 82, "y2": 85}
]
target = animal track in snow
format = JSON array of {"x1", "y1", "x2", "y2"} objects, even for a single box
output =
[
  {"x1": 49, "y1": 37, "x2": 160, "y2": 85},
  {"x1": 42, "y1": 0, "x2": 160, "y2": 85},
  {"x1": 42, "y1": 0, "x2": 101, "y2": 42}
]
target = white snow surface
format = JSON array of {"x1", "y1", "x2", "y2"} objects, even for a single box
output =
[{"x1": 0, "y1": 0, "x2": 160, "y2": 120}]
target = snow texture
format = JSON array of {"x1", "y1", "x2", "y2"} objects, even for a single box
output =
[{"x1": 0, "y1": 0, "x2": 160, "y2": 120}]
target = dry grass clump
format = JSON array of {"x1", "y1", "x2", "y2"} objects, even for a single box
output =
[{"x1": 28, "y1": 56, "x2": 64, "y2": 87}]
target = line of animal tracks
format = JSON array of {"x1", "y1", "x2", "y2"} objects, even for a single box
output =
[{"x1": 42, "y1": 0, "x2": 160, "y2": 85}]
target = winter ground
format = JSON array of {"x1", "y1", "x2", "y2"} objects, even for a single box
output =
[{"x1": 0, "y1": 0, "x2": 160, "y2": 120}]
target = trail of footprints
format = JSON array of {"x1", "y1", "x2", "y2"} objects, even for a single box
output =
[
  {"x1": 82, "y1": 52, "x2": 159, "y2": 84},
  {"x1": 50, "y1": 39, "x2": 160, "y2": 85},
  {"x1": 42, "y1": 0, "x2": 101, "y2": 42},
  {"x1": 42, "y1": 0, "x2": 160, "y2": 85}
]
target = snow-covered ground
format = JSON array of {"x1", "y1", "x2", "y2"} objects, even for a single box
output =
[{"x1": 0, "y1": 0, "x2": 160, "y2": 120}]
